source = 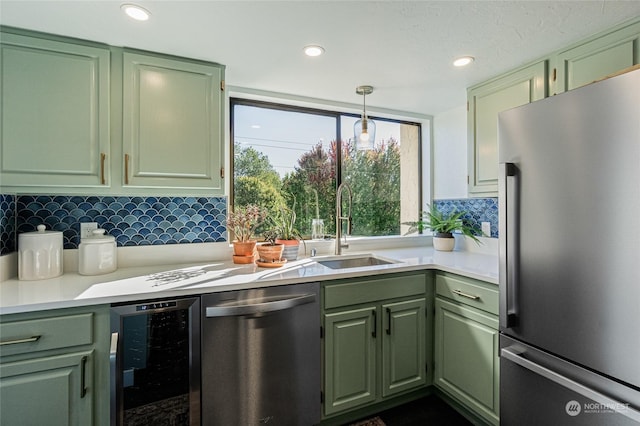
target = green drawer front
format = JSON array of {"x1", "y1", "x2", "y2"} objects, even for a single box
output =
[
  {"x1": 435, "y1": 273, "x2": 498, "y2": 315},
  {"x1": 0, "y1": 313, "x2": 93, "y2": 357},
  {"x1": 324, "y1": 274, "x2": 426, "y2": 310}
]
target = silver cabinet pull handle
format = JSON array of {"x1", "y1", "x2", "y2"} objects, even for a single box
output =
[
  {"x1": 0, "y1": 335, "x2": 41, "y2": 346},
  {"x1": 206, "y1": 293, "x2": 316, "y2": 317},
  {"x1": 501, "y1": 348, "x2": 640, "y2": 423},
  {"x1": 80, "y1": 355, "x2": 88, "y2": 398},
  {"x1": 452, "y1": 289, "x2": 480, "y2": 300}
]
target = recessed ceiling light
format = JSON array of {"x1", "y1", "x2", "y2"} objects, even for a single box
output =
[
  {"x1": 121, "y1": 4, "x2": 151, "y2": 21},
  {"x1": 304, "y1": 45, "x2": 325, "y2": 57},
  {"x1": 453, "y1": 56, "x2": 475, "y2": 67}
]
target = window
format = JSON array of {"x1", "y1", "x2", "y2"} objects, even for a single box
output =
[{"x1": 231, "y1": 98, "x2": 422, "y2": 239}]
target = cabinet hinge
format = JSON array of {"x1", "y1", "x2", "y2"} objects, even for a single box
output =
[
  {"x1": 467, "y1": 175, "x2": 469, "y2": 184},
  {"x1": 552, "y1": 68, "x2": 557, "y2": 82},
  {"x1": 220, "y1": 167, "x2": 225, "y2": 179},
  {"x1": 220, "y1": 80, "x2": 225, "y2": 91}
]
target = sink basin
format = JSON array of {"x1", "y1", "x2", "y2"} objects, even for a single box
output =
[{"x1": 315, "y1": 255, "x2": 398, "y2": 270}]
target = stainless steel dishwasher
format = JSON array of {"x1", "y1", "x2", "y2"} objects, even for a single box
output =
[{"x1": 201, "y1": 282, "x2": 320, "y2": 426}]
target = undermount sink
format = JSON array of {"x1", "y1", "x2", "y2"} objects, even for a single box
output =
[{"x1": 315, "y1": 255, "x2": 398, "y2": 270}]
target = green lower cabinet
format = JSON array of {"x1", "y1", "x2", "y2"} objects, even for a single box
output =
[
  {"x1": 0, "y1": 305, "x2": 110, "y2": 426},
  {"x1": 0, "y1": 351, "x2": 94, "y2": 426},
  {"x1": 434, "y1": 297, "x2": 499, "y2": 425},
  {"x1": 322, "y1": 273, "x2": 430, "y2": 419},
  {"x1": 381, "y1": 299, "x2": 426, "y2": 397},
  {"x1": 324, "y1": 307, "x2": 377, "y2": 416}
]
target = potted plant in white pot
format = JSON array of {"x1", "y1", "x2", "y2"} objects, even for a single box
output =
[
  {"x1": 272, "y1": 196, "x2": 305, "y2": 261},
  {"x1": 407, "y1": 205, "x2": 482, "y2": 251}
]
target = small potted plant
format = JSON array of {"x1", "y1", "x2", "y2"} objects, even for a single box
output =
[
  {"x1": 256, "y1": 229, "x2": 284, "y2": 264},
  {"x1": 272, "y1": 196, "x2": 305, "y2": 261},
  {"x1": 407, "y1": 205, "x2": 482, "y2": 251},
  {"x1": 226, "y1": 204, "x2": 267, "y2": 263}
]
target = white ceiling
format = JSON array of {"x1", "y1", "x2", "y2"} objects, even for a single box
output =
[{"x1": 2, "y1": 1, "x2": 640, "y2": 116}]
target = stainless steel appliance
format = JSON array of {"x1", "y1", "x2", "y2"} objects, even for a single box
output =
[
  {"x1": 201, "y1": 282, "x2": 320, "y2": 426},
  {"x1": 498, "y1": 68, "x2": 640, "y2": 425},
  {"x1": 110, "y1": 297, "x2": 201, "y2": 426}
]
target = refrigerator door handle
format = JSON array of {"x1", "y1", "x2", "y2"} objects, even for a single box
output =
[
  {"x1": 499, "y1": 162, "x2": 518, "y2": 329},
  {"x1": 501, "y1": 347, "x2": 640, "y2": 422}
]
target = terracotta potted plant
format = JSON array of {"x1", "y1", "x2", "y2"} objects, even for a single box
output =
[
  {"x1": 256, "y1": 230, "x2": 284, "y2": 264},
  {"x1": 406, "y1": 204, "x2": 482, "y2": 251},
  {"x1": 226, "y1": 204, "x2": 267, "y2": 263}
]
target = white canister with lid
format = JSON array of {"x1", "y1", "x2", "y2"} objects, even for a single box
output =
[
  {"x1": 18, "y1": 224, "x2": 64, "y2": 280},
  {"x1": 78, "y1": 229, "x2": 117, "y2": 275}
]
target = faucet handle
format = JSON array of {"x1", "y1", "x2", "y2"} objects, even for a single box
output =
[{"x1": 310, "y1": 248, "x2": 317, "y2": 257}]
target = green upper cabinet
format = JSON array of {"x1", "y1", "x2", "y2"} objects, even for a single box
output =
[
  {"x1": 122, "y1": 51, "x2": 225, "y2": 192},
  {"x1": 467, "y1": 61, "x2": 547, "y2": 196},
  {"x1": 553, "y1": 20, "x2": 640, "y2": 94},
  {"x1": 0, "y1": 28, "x2": 226, "y2": 196},
  {"x1": 466, "y1": 18, "x2": 640, "y2": 197},
  {"x1": 0, "y1": 32, "x2": 110, "y2": 189}
]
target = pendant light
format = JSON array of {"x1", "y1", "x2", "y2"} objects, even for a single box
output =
[{"x1": 354, "y1": 85, "x2": 375, "y2": 150}]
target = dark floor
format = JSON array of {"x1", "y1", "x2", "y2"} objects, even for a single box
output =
[{"x1": 366, "y1": 395, "x2": 472, "y2": 426}]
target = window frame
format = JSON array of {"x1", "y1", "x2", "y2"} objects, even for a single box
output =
[{"x1": 229, "y1": 96, "x2": 425, "y2": 238}]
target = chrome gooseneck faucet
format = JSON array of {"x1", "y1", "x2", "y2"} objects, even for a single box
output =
[{"x1": 335, "y1": 182, "x2": 353, "y2": 255}]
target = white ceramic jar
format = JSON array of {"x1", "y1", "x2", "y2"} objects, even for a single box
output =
[
  {"x1": 78, "y1": 228, "x2": 117, "y2": 275},
  {"x1": 18, "y1": 224, "x2": 63, "y2": 280}
]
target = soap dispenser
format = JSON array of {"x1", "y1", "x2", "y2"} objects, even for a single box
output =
[{"x1": 78, "y1": 228, "x2": 117, "y2": 275}]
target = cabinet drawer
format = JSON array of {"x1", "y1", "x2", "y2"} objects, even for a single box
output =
[
  {"x1": 324, "y1": 274, "x2": 426, "y2": 310},
  {"x1": 0, "y1": 313, "x2": 93, "y2": 357},
  {"x1": 435, "y1": 273, "x2": 498, "y2": 315}
]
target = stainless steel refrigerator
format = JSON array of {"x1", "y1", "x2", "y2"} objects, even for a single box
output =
[{"x1": 498, "y1": 68, "x2": 640, "y2": 425}]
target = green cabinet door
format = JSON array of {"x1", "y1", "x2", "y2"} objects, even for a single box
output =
[
  {"x1": 0, "y1": 32, "x2": 110, "y2": 189},
  {"x1": 467, "y1": 61, "x2": 547, "y2": 196},
  {"x1": 0, "y1": 351, "x2": 93, "y2": 426},
  {"x1": 381, "y1": 298, "x2": 426, "y2": 397},
  {"x1": 554, "y1": 20, "x2": 640, "y2": 94},
  {"x1": 122, "y1": 51, "x2": 224, "y2": 192},
  {"x1": 434, "y1": 297, "x2": 499, "y2": 425},
  {"x1": 324, "y1": 306, "x2": 377, "y2": 416}
]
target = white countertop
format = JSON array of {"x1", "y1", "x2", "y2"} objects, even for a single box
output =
[{"x1": 0, "y1": 246, "x2": 498, "y2": 315}]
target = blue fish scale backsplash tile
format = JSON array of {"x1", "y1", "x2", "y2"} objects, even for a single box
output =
[
  {"x1": 0, "y1": 194, "x2": 17, "y2": 255},
  {"x1": 433, "y1": 198, "x2": 498, "y2": 238},
  {"x1": 1, "y1": 194, "x2": 498, "y2": 255},
  {"x1": 15, "y1": 195, "x2": 228, "y2": 249}
]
